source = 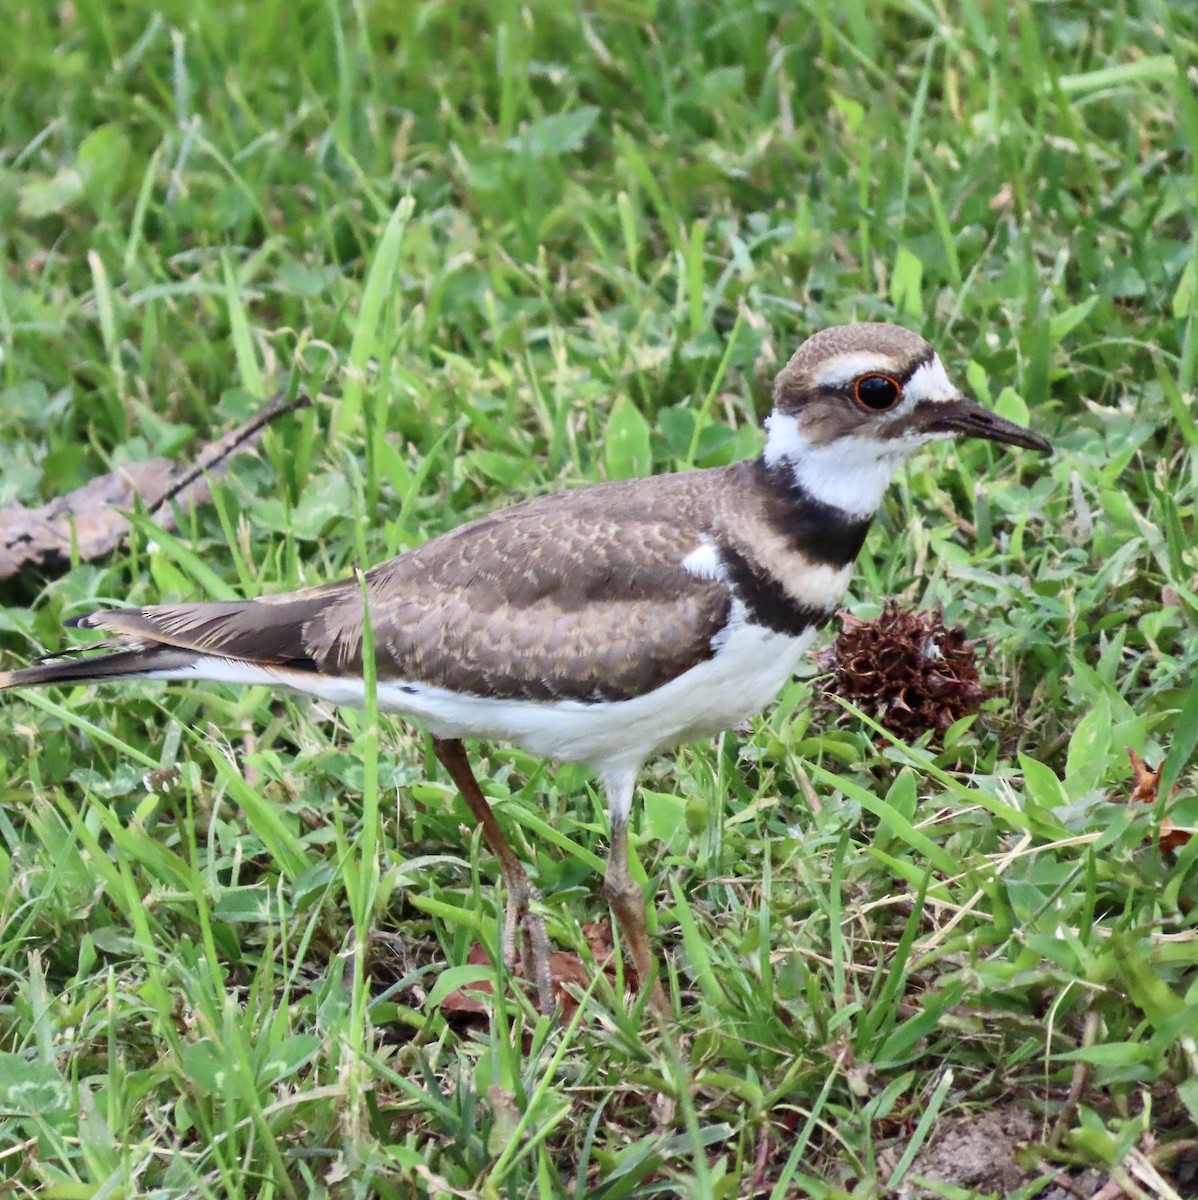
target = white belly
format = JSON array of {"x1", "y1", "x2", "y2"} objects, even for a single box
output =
[{"x1": 150, "y1": 623, "x2": 817, "y2": 774}]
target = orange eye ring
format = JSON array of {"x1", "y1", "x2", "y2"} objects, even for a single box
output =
[{"x1": 854, "y1": 373, "x2": 902, "y2": 412}]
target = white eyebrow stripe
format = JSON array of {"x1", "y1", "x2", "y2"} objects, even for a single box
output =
[
  {"x1": 904, "y1": 354, "x2": 958, "y2": 404},
  {"x1": 812, "y1": 351, "x2": 901, "y2": 389}
]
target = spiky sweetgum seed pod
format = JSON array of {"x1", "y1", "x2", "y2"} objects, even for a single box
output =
[{"x1": 816, "y1": 604, "x2": 989, "y2": 739}]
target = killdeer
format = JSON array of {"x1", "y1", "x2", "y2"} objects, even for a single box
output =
[{"x1": 0, "y1": 323, "x2": 1049, "y2": 1017}]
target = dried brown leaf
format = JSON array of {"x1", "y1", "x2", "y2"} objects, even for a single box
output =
[
  {"x1": 0, "y1": 390, "x2": 309, "y2": 580},
  {"x1": 1126, "y1": 748, "x2": 1192, "y2": 851},
  {"x1": 439, "y1": 920, "x2": 617, "y2": 1024}
]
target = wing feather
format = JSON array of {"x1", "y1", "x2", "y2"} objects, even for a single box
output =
[{"x1": 67, "y1": 473, "x2": 734, "y2": 703}]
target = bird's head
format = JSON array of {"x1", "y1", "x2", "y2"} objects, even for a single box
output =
[{"x1": 763, "y1": 323, "x2": 1050, "y2": 514}]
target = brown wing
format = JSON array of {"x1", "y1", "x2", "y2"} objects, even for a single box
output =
[{"x1": 74, "y1": 473, "x2": 734, "y2": 703}]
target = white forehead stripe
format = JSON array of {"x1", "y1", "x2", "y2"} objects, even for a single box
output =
[
  {"x1": 812, "y1": 351, "x2": 900, "y2": 389},
  {"x1": 904, "y1": 354, "x2": 958, "y2": 404}
]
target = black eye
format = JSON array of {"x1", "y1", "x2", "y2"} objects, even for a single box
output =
[{"x1": 854, "y1": 373, "x2": 901, "y2": 411}]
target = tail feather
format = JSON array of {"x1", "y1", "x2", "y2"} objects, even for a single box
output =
[
  {"x1": 3, "y1": 588, "x2": 349, "y2": 693},
  {"x1": 67, "y1": 597, "x2": 328, "y2": 670},
  {"x1": 0, "y1": 646, "x2": 200, "y2": 691}
]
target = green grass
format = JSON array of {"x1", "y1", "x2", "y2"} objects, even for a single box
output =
[{"x1": 1, "y1": 0, "x2": 1197, "y2": 1195}]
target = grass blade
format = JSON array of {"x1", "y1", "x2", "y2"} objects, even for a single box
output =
[{"x1": 335, "y1": 195, "x2": 415, "y2": 437}]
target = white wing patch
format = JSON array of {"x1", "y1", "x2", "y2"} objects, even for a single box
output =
[{"x1": 680, "y1": 540, "x2": 726, "y2": 581}]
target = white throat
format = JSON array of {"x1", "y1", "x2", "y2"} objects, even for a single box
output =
[{"x1": 762, "y1": 412, "x2": 931, "y2": 517}]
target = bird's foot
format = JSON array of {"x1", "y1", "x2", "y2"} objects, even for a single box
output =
[
  {"x1": 520, "y1": 908, "x2": 555, "y2": 1017},
  {"x1": 602, "y1": 871, "x2": 670, "y2": 1020},
  {"x1": 503, "y1": 883, "x2": 555, "y2": 1016}
]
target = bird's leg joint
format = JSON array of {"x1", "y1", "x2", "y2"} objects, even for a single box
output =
[{"x1": 602, "y1": 863, "x2": 641, "y2": 909}]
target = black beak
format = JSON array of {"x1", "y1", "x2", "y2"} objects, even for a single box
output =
[{"x1": 918, "y1": 397, "x2": 1051, "y2": 452}]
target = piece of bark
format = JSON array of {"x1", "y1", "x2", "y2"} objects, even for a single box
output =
[{"x1": 0, "y1": 391, "x2": 310, "y2": 580}]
